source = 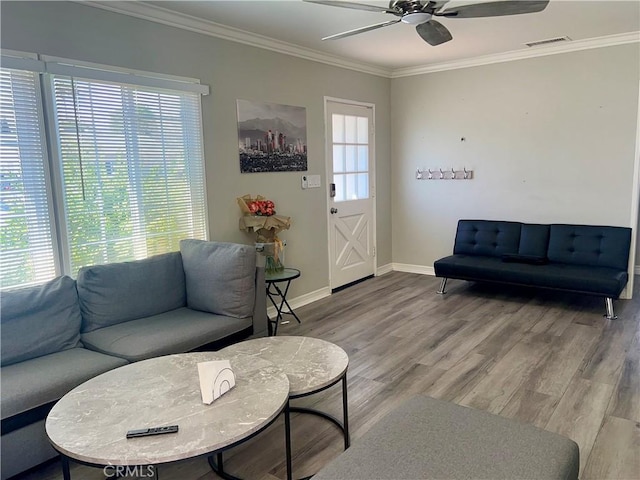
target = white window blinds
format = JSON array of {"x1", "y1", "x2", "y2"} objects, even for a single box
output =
[
  {"x1": 50, "y1": 76, "x2": 207, "y2": 273},
  {"x1": 0, "y1": 68, "x2": 57, "y2": 288}
]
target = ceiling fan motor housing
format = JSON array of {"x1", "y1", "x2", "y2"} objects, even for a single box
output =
[
  {"x1": 401, "y1": 12, "x2": 433, "y2": 24},
  {"x1": 390, "y1": 1, "x2": 434, "y2": 24}
]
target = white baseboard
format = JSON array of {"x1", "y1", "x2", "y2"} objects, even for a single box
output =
[
  {"x1": 266, "y1": 286, "x2": 331, "y2": 318},
  {"x1": 376, "y1": 263, "x2": 393, "y2": 276},
  {"x1": 392, "y1": 263, "x2": 435, "y2": 276}
]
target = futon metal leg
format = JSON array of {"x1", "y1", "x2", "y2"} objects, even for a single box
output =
[
  {"x1": 604, "y1": 297, "x2": 617, "y2": 320},
  {"x1": 437, "y1": 278, "x2": 448, "y2": 295}
]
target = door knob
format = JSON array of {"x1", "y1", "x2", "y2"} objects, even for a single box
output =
[{"x1": 330, "y1": 207, "x2": 338, "y2": 214}]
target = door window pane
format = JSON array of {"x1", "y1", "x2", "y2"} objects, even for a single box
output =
[
  {"x1": 332, "y1": 114, "x2": 344, "y2": 143},
  {"x1": 357, "y1": 173, "x2": 369, "y2": 198},
  {"x1": 345, "y1": 145, "x2": 357, "y2": 172},
  {"x1": 356, "y1": 117, "x2": 368, "y2": 144},
  {"x1": 344, "y1": 115, "x2": 356, "y2": 143},
  {"x1": 333, "y1": 145, "x2": 344, "y2": 173},
  {"x1": 345, "y1": 173, "x2": 357, "y2": 200},
  {"x1": 357, "y1": 146, "x2": 368, "y2": 171},
  {"x1": 334, "y1": 174, "x2": 345, "y2": 202}
]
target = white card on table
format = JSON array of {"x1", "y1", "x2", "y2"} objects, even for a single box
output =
[{"x1": 197, "y1": 360, "x2": 236, "y2": 405}]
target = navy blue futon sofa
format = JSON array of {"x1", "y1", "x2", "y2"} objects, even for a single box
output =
[{"x1": 434, "y1": 220, "x2": 631, "y2": 319}]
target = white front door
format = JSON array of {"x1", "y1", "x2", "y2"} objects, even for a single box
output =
[{"x1": 326, "y1": 99, "x2": 376, "y2": 290}]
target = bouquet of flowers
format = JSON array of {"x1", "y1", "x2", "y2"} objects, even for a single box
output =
[
  {"x1": 237, "y1": 194, "x2": 291, "y2": 272},
  {"x1": 246, "y1": 198, "x2": 276, "y2": 216}
]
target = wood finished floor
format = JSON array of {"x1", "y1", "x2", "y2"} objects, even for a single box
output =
[{"x1": 20, "y1": 272, "x2": 640, "y2": 480}]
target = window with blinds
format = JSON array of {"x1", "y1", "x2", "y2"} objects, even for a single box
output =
[
  {"x1": 0, "y1": 54, "x2": 208, "y2": 288},
  {"x1": 0, "y1": 68, "x2": 57, "y2": 289},
  {"x1": 51, "y1": 77, "x2": 207, "y2": 273}
]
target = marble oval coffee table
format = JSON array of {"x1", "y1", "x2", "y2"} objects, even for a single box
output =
[
  {"x1": 45, "y1": 352, "x2": 291, "y2": 480},
  {"x1": 220, "y1": 336, "x2": 350, "y2": 478}
]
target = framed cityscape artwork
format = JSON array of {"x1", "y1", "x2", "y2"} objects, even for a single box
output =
[{"x1": 237, "y1": 99, "x2": 307, "y2": 173}]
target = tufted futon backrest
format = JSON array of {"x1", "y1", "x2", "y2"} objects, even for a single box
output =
[
  {"x1": 547, "y1": 224, "x2": 631, "y2": 270},
  {"x1": 453, "y1": 220, "x2": 521, "y2": 257}
]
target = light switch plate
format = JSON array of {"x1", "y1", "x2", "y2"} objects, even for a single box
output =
[
  {"x1": 307, "y1": 174, "x2": 321, "y2": 188},
  {"x1": 301, "y1": 175, "x2": 308, "y2": 189}
]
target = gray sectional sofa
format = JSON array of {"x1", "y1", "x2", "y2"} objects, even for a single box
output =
[{"x1": 1, "y1": 240, "x2": 267, "y2": 479}]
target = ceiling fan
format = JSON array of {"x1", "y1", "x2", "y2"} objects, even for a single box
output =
[{"x1": 304, "y1": 0, "x2": 550, "y2": 46}]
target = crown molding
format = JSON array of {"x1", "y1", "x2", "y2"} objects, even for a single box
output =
[
  {"x1": 81, "y1": 2, "x2": 639, "y2": 79},
  {"x1": 81, "y1": 1, "x2": 393, "y2": 78},
  {"x1": 391, "y1": 31, "x2": 640, "y2": 78}
]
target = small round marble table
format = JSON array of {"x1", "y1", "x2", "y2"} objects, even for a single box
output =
[
  {"x1": 45, "y1": 352, "x2": 291, "y2": 480},
  {"x1": 220, "y1": 336, "x2": 350, "y2": 479}
]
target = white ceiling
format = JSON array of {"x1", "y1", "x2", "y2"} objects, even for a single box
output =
[{"x1": 107, "y1": 1, "x2": 640, "y2": 74}]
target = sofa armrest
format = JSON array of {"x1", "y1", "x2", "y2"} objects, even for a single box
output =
[{"x1": 252, "y1": 266, "x2": 268, "y2": 337}]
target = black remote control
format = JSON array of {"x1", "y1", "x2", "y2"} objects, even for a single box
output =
[{"x1": 126, "y1": 425, "x2": 179, "y2": 438}]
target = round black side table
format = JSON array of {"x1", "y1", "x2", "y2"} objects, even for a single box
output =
[{"x1": 265, "y1": 268, "x2": 301, "y2": 336}]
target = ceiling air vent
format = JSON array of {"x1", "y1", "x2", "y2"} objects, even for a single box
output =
[{"x1": 524, "y1": 36, "x2": 571, "y2": 47}]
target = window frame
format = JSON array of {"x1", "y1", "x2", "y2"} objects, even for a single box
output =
[
  {"x1": 0, "y1": 62, "x2": 61, "y2": 288},
  {"x1": 0, "y1": 50, "x2": 210, "y2": 288}
]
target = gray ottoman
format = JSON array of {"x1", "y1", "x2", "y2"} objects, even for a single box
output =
[{"x1": 313, "y1": 395, "x2": 579, "y2": 480}]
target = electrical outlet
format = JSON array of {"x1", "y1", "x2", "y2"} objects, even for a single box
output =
[{"x1": 301, "y1": 175, "x2": 308, "y2": 189}]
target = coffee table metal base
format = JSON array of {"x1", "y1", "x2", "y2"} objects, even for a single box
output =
[
  {"x1": 291, "y1": 374, "x2": 350, "y2": 450},
  {"x1": 208, "y1": 402, "x2": 293, "y2": 480},
  {"x1": 287, "y1": 373, "x2": 349, "y2": 480},
  {"x1": 208, "y1": 368, "x2": 349, "y2": 480}
]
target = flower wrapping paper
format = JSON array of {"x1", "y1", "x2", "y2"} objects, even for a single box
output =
[{"x1": 237, "y1": 195, "x2": 290, "y2": 242}]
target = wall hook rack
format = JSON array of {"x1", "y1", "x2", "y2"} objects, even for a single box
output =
[{"x1": 416, "y1": 167, "x2": 473, "y2": 180}]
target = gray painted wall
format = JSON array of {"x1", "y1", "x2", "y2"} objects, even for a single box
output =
[
  {"x1": 1, "y1": 1, "x2": 392, "y2": 300},
  {"x1": 391, "y1": 45, "x2": 639, "y2": 284}
]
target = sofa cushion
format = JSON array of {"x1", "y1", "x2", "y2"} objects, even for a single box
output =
[
  {"x1": 77, "y1": 252, "x2": 186, "y2": 333},
  {"x1": 434, "y1": 254, "x2": 628, "y2": 297},
  {"x1": 1, "y1": 276, "x2": 82, "y2": 366},
  {"x1": 518, "y1": 223, "x2": 550, "y2": 258},
  {"x1": 81, "y1": 307, "x2": 253, "y2": 362},
  {"x1": 453, "y1": 220, "x2": 521, "y2": 258},
  {"x1": 180, "y1": 240, "x2": 256, "y2": 318},
  {"x1": 547, "y1": 224, "x2": 631, "y2": 271},
  {"x1": 0, "y1": 347, "x2": 127, "y2": 419},
  {"x1": 313, "y1": 395, "x2": 579, "y2": 480}
]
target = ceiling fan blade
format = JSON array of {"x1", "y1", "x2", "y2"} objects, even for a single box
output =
[
  {"x1": 304, "y1": 0, "x2": 400, "y2": 14},
  {"x1": 416, "y1": 20, "x2": 453, "y2": 46},
  {"x1": 437, "y1": 0, "x2": 549, "y2": 18},
  {"x1": 322, "y1": 19, "x2": 401, "y2": 40}
]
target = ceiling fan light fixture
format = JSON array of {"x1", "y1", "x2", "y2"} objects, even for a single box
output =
[{"x1": 401, "y1": 12, "x2": 432, "y2": 25}]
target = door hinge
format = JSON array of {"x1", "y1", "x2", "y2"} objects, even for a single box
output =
[{"x1": 372, "y1": 247, "x2": 376, "y2": 257}]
